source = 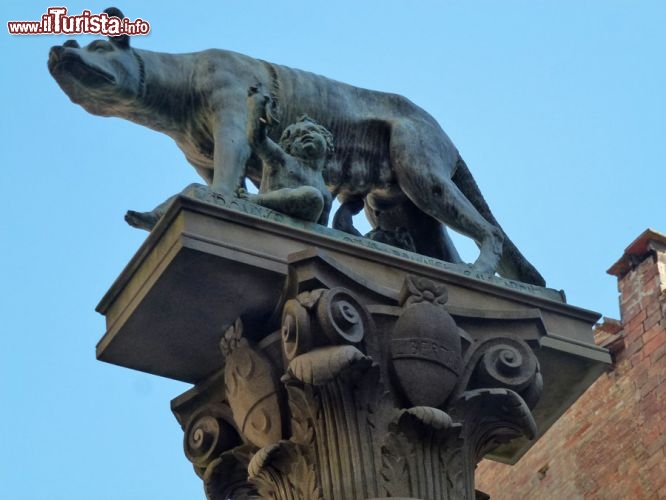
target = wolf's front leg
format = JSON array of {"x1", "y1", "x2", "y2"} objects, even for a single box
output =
[{"x1": 210, "y1": 121, "x2": 252, "y2": 196}]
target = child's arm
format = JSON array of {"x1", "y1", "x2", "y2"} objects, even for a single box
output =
[{"x1": 246, "y1": 85, "x2": 286, "y2": 167}]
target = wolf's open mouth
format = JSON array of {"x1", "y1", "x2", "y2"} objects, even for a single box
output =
[{"x1": 48, "y1": 47, "x2": 115, "y2": 86}]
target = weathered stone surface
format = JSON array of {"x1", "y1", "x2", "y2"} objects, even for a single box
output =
[{"x1": 95, "y1": 196, "x2": 611, "y2": 499}]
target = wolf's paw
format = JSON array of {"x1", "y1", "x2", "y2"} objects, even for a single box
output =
[{"x1": 124, "y1": 210, "x2": 160, "y2": 231}]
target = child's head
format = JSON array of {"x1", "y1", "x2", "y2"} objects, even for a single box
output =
[{"x1": 280, "y1": 115, "x2": 334, "y2": 159}]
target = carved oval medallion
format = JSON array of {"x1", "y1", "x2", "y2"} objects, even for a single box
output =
[
  {"x1": 389, "y1": 302, "x2": 462, "y2": 408},
  {"x1": 224, "y1": 345, "x2": 283, "y2": 448}
]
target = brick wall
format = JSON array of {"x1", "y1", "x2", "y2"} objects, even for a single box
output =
[{"x1": 475, "y1": 229, "x2": 666, "y2": 499}]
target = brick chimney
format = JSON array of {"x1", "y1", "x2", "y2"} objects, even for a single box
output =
[{"x1": 607, "y1": 228, "x2": 666, "y2": 365}]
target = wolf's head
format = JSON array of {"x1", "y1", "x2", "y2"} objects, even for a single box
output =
[{"x1": 47, "y1": 8, "x2": 144, "y2": 116}]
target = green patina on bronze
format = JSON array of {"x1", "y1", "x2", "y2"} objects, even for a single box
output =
[{"x1": 48, "y1": 7, "x2": 544, "y2": 286}]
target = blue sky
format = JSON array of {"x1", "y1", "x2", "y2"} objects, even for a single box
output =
[{"x1": 2, "y1": 2, "x2": 664, "y2": 498}]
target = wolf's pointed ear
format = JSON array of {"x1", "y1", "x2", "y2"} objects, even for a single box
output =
[
  {"x1": 104, "y1": 7, "x2": 130, "y2": 50},
  {"x1": 104, "y1": 6, "x2": 124, "y2": 17}
]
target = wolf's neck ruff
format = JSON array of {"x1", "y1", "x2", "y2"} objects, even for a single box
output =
[
  {"x1": 261, "y1": 59, "x2": 281, "y2": 124},
  {"x1": 132, "y1": 49, "x2": 146, "y2": 100}
]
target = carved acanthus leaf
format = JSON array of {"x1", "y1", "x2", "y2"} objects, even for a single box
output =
[
  {"x1": 454, "y1": 388, "x2": 537, "y2": 462},
  {"x1": 202, "y1": 444, "x2": 257, "y2": 500},
  {"x1": 290, "y1": 443, "x2": 322, "y2": 500},
  {"x1": 220, "y1": 317, "x2": 245, "y2": 356},
  {"x1": 285, "y1": 382, "x2": 317, "y2": 447},
  {"x1": 380, "y1": 429, "x2": 412, "y2": 498},
  {"x1": 248, "y1": 441, "x2": 321, "y2": 500},
  {"x1": 399, "y1": 406, "x2": 455, "y2": 432},
  {"x1": 287, "y1": 345, "x2": 371, "y2": 386}
]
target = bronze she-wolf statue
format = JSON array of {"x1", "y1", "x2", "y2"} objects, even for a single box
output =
[{"x1": 48, "y1": 7, "x2": 545, "y2": 286}]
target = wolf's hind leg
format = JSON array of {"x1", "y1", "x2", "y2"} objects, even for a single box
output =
[{"x1": 389, "y1": 122, "x2": 503, "y2": 274}]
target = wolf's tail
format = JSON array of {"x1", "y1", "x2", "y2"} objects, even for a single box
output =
[{"x1": 452, "y1": 156, "x2": 546, "y2": 287}]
